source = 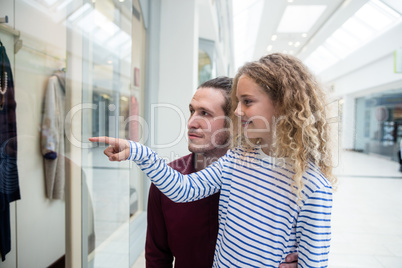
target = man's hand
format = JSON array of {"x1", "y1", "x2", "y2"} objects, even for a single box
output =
[
  {"x1": 89, "y1": 136, "x2": 131, "y2": 161},
  {"x1": 279, "y1": 252, "x2": 298, "y2": 268}
]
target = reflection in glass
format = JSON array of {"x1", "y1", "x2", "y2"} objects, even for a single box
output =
[
  {"x1": 198, "y1": 49, "x2": 212, "y2": 85},
  {"x1": 78, "y1": 1, "x2": 133, "y2": 267}
]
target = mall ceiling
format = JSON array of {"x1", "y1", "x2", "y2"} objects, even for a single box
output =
[{"x1": 233, "y1": 0, "x2": 402, "y2": 73}]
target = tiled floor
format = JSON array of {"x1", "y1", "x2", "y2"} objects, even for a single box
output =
[
  {"x1": 329, "y1": 176, "x2": 402, "y2": 267},
  {"x1": 329, "y1": 151, "x2": 402, "y2": 267},
  {"x1": 131, "y1": 150, "x2": 402, "y2": 267}
]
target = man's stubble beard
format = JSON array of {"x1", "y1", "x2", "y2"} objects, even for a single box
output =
[{"x1": 188, "y1": 130, "x2": 230, "y2": 159}]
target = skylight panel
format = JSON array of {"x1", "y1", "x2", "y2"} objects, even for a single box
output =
[
  {"x1": 355, "y1": 3, "x2": 392, "y2": 30},
  {"x1": 93, "y1": 29, "x2": 109, "y2": 43},
  {"x1": 305, "y1": 47, "x2": 338, "y2": 74},
  {"x1": 342, "y1": 17, "x2": 373, "y2": 42},
  {"x1": 77, "y1": 10, "x2": 98, "y2": 33},
  {"x1": 67, "y1": 3, "x2": 91, "y2": 22},
  {"x1": 331, "y1": 28, "x2": 360, "y2": 52},
  {"x1": 372, "y1": 0, "x2": 400, "y2": 18},
  {"x1": 315, "y1": 46, "x2": 338, "y2": 65},
  {"x1": 324, "y1": 36, "x2": 349, "y2": 59},
  {"x1": 107, "y1": 31, "x2": 130, "y2": 48},
  {"x1": 277, "y1": 5, "x2": 327, "y2": 32},
  {"x1": 305, "y1": 0, "x2": 402, "y2": 74}
]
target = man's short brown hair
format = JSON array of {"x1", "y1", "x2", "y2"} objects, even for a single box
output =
[{"x1": 198, "y1": 76, "x2": 233, "y2": 117}]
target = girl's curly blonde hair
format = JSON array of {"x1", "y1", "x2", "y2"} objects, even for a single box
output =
[{"x1": 231, "y1": 53, "x2": 337, "y2": 200}]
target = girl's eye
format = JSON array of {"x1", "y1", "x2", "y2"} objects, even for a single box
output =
[{"x1": 244, "y1": 99, "x2": 252, "y2": 105}]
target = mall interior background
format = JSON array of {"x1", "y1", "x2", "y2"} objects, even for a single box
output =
[{"x1": 0, "y1": 0, "x2": 401, "y2": 267}]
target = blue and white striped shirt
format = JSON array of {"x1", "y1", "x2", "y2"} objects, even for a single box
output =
[{"x1": 129, "y1": 141, "x2": 332, "y2": 268}]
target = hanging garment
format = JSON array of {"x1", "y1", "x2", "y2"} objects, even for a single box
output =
[
  {"x1": 0, "y1": 41, "x2": 20, "y2": 261},
  {"x1": 40, "y1": 70, "x2": 66, "y2": 199}
]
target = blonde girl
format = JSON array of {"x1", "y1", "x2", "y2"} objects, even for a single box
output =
[{"x1": 90, "y1": 53, "x2": 336, "y2": 267}]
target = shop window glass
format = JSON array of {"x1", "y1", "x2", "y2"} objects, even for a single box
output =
[
  {"x1": 198, "y1": 49, "x2": 212, "y2": 85},
  {"x1": 354, "y1": 89, "x2": 402, "y2": 162},
  {"x1": 198, "y1": 38, "x2": 216, "y2": 86},
  {"x1": 0, "y1": 0, "x2": 148, "y2": 267}
]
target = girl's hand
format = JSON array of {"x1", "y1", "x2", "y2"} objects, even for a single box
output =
[
  {"x1": 279, "y1": 252, "x2": 298, "y2": 268},
  {"x1": 89, "y1": 136, "x2": 131, "y2": 161}
]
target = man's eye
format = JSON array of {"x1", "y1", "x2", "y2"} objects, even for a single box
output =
[
  {"x1": 201, "y1": 111, "x2": 209, "y2": 116},
  {"x1": 189, "y1": 109, "x2": 195, "y2": 114}
]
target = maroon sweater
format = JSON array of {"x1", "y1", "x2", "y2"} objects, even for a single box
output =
[{"x1": 145, "y1": 153, "x2": 220, "y2": 268}]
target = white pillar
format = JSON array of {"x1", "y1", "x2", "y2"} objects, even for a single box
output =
[{"x1": 155, "y1": 0, "x2": 199, "y2": 160}]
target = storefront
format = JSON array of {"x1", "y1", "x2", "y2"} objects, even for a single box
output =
[
  {"x1": 0, "y1": 0, "x2": 148, "y2": 267},
  {"x1": 0, "y1": 0, "x2": 234, "y2": 267},
  {"x1": 355, "y1": 89, "x2": 402, "y2": 162}
]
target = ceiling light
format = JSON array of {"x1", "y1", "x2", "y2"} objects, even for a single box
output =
[
  {"x1": 271, "y1": 35, "x2": 277, "y2": 41},
  {"x1": 288, "y1": 0, "x2": 294, "y2": 2},
  {"x1": 277, "y1": 5, "x2": 327, "y2": 33},
  {"x1": 267, "y1": 45, "x2": 273, "y2": 51},
  {"x1": 288, "y1": 41, "x2": 293, "y2": 46},
  {"x1": 302, "y1": 33, "x2": 307, "y2": 38},
  {"x1": 294, "y1": 41, "x2": 300, "y2": 47}
]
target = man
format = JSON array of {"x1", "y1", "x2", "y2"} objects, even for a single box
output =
[{"x1": 145, "y1": 77, "x2": 298, "y2": 268}]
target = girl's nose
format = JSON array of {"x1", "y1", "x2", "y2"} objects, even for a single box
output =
[{"x1": 234, "y1": 102, "x2": 243, "y2": 117}]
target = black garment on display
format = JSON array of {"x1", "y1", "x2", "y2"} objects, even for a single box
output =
[{"x1": 0, "y1": 41, "x2": 20, "y2": 261}]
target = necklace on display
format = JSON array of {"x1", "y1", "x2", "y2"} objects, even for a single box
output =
[
  {"x1": 0, "y1": 71, "x2": 7, "y2": 95},
  {"x1": 0, "y1": 42, "x2": 6, "y2": 110},
  {"x1": 1, "y1": 46, "x2": 6, "y2": 95},
  {"x1": 0, "y1": 71, "x2": 6, "y2": 110}
]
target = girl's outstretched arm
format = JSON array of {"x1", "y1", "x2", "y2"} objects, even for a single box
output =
[{"x1": 89, "y1": 136, "x2": 223, "y2": 203}]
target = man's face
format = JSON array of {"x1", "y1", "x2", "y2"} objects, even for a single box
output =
[{"x1": 187, "y1": 87, "x2": 229, "y2": 155}]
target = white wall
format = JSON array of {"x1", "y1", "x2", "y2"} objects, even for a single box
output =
[{"x1": 155, "y1": 0, "x2": 199, "y2": 160}]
